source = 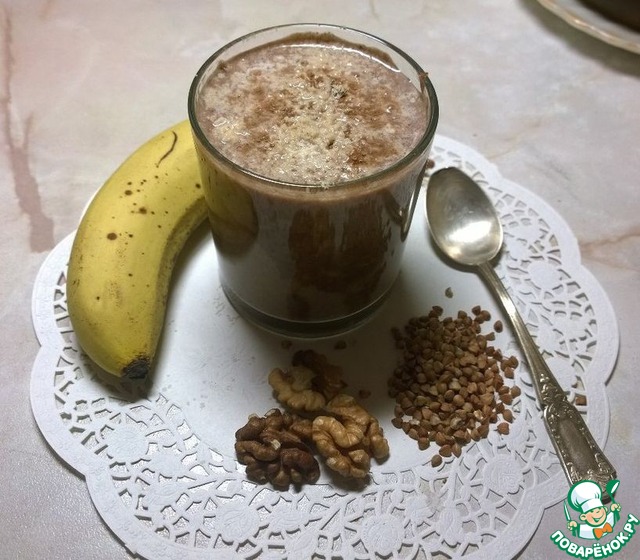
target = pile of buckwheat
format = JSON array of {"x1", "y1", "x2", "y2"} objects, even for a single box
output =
[{"x1": 388, "y1": 305, "x2": 521, "y2": 467}]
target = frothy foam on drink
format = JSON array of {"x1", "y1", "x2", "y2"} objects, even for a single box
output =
[{"x1": 195, "y1": 34, "x2": 428, "y2": 186}]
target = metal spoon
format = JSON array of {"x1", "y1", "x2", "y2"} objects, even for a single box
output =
[{"x1": 426, "y1": 166, "x2": 616, "y2": 493}]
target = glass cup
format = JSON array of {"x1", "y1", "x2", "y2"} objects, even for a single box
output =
[{"x1": 188, "y1": 23, "x2": 438, "y2": 337}]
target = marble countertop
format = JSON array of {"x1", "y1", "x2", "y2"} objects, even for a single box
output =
[{"x1": 3, "y1": 1, "x2": 639, "y2": 558}]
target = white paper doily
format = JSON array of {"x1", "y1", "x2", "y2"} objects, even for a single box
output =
[{"x1": 31, "y1": 136, "x2": 619, "y2": 560}]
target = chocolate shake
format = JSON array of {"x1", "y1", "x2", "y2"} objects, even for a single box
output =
[{"x1": 189, "y1": 25, "x2": 438, "y2": 335}]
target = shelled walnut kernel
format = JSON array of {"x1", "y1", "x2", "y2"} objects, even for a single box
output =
[
  {"x1": 235, "y1": 409, "x2": 319, "y2": 488},
  {"x1": 237, "y1": 350, "x2": 390, "y2": 488},
  {"x1": 313, "y1": 394, "x2": 390, "y2": 479},
  {"x1": 388, "y1": 306, "x2": 520, "y2": 464}
]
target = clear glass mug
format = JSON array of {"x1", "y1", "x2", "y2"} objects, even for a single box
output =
[{"x1": 188, "y1": 24, "x2": 439, "y2": 337}]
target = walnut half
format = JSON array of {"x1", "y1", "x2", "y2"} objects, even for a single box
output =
[
  {"x1": 312, "y1": 394, "x2": 390, "y2": 479},
  {"x1": 268, "y1": 349, "x2": 348, "y2": 413},
  {"x1": 268, "y1": 366, "x2": 326, "y2": 412},
  {"x1": 235, "y1": 409, "x2": 319, "y2": 489}
]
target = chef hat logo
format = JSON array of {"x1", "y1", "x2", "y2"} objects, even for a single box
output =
[{"x1": 569, "y1": 480, "x2": 604, "y2": 514}]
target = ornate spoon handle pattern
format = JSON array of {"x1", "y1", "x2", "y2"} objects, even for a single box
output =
[{"x1": 478, "y1": 261, "x2": 617, "y2": 493}]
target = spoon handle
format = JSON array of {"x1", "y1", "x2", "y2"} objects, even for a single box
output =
[{"x1": 478, "y1": 262, "x2": 617, "y2": 492}]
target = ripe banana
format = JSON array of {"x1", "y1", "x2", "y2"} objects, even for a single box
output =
[{"x1": 66, "y1": 120, "x2": 207, "y2": 379}]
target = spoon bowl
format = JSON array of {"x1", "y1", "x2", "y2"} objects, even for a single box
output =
[
  {"x1": 426, "y1": 167, "x2": 503, "y2": 266},
  {"x1": 425, "y1": 166, "x2": 616, "y2": 493}
]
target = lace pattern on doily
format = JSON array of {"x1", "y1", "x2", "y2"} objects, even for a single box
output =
[{"x1": 31, "y1": 136, "x2": 618, "y2": 560}]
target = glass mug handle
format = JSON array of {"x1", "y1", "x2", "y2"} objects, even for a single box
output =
[{"x1": 401, "y1": 161, "x2": 429, "y2": 241}]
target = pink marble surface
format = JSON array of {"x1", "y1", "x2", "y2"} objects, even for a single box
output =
[{"x1": 3, "y1": 1, "x2": 639, "y2": 558}]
